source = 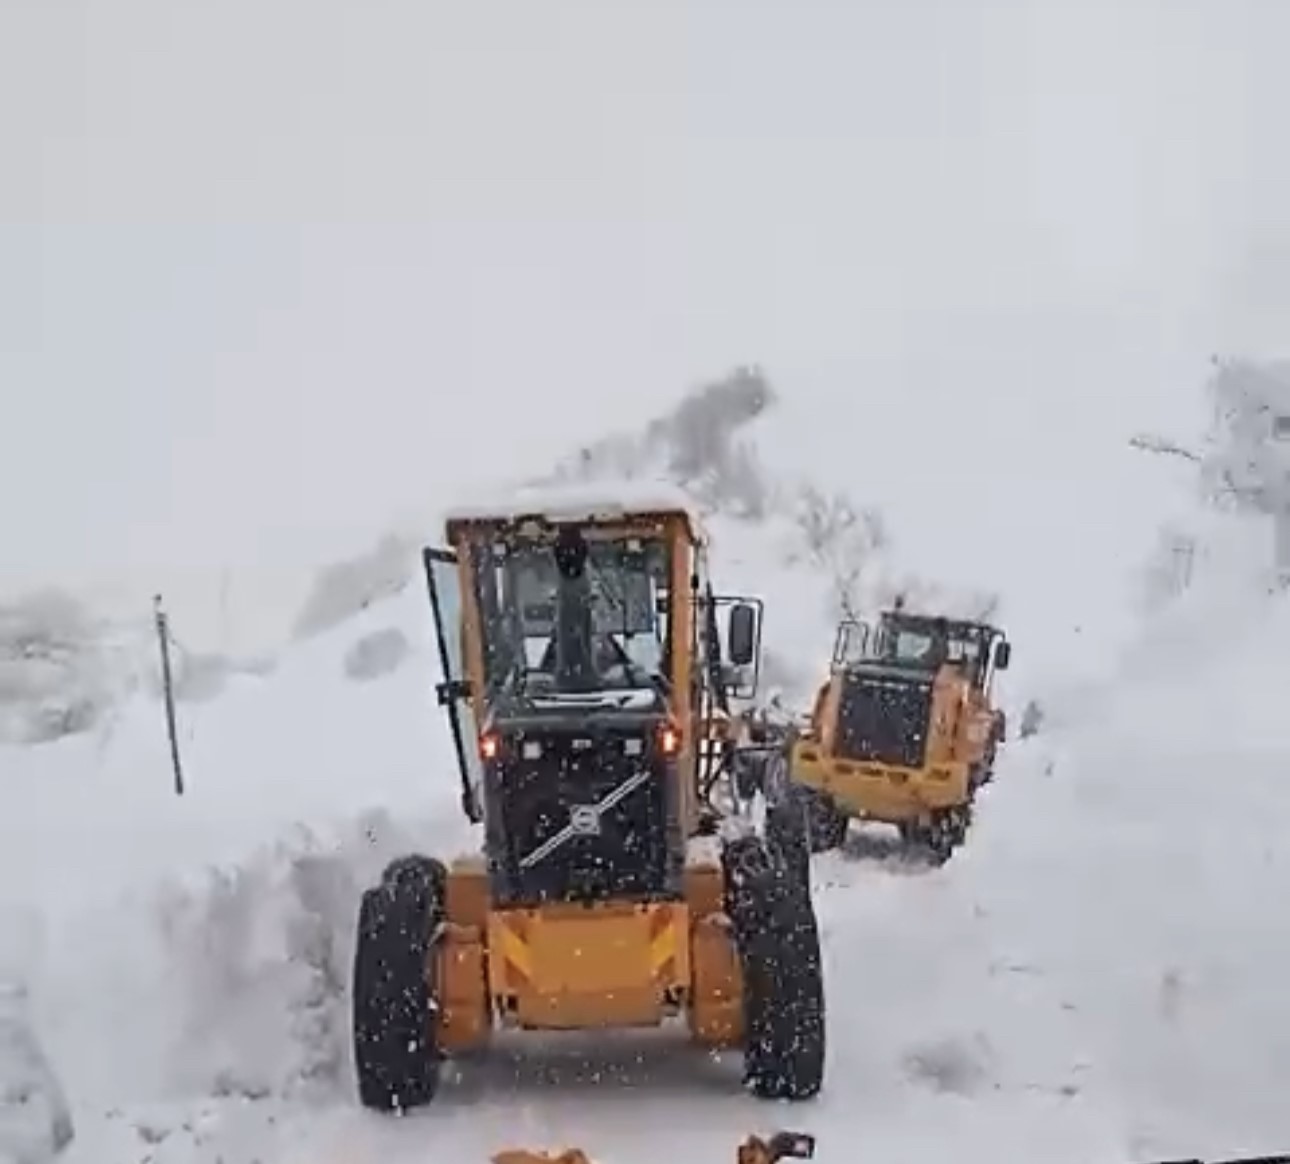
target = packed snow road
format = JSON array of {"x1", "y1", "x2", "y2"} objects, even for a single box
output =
[{"x1": 15, "y1": 730, "x2": 1290, "y2": 1164}]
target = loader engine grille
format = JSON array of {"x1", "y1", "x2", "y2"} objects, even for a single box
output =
[
  {"x1": 490, "y1": 730, "x2": 677, "y2": 906},
  {"x1": 835, "y1": 673, "x2": 932, "y2": 769}
]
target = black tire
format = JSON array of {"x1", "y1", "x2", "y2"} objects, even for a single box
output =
[
  {"x1": 803, "y1": 788, "x2": 849, "y2": 853},
  {"x1": 899, "y1": 806, "x2": 970, "y2": 866},
  {"x1": 380, "y1": 854, "x2": 447, "y2": 903},
  {"x1": 722, "y1": 837, "x2": 826, "y2": 1101},
  {"x1": 352, "y1": 855, "x2": 447, "y2": 1112},
  {"x1": 765, "y1": 791, "x2": 812, "y2": 896},
  {"x1": 733, "y1": 751, "x2": 767, "y2": 802}
]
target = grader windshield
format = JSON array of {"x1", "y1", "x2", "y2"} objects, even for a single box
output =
[{"x1": 465, "y1": 526, "x2": 673, "y2": 706}]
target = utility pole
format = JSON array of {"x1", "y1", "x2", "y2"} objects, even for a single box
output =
[{"x1": 153, "y1": 595, "x2": 185, "y2": 796}]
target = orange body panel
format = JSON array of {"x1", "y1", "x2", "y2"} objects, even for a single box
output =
[
  {"x1": 434, "y1": 857, "x2": 744, "y2": 1046},
  {"x1": 486, "y1": 901, "x2": 690, "y2": 1030},
  {"x1": 688, "y1": 911, "x2": 744, "y2": 1047},
  {"x1": 437, "y1": 923, "x2": 490, "y2": 1052}
]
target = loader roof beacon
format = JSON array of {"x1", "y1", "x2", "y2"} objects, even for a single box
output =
[{"x1": 351, "y1": 494, "x2": 826, "y2": 1112}]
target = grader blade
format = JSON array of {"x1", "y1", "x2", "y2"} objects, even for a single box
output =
[{"x1": 492, "y1": 1151, "x2": 594, "y2": 1164}]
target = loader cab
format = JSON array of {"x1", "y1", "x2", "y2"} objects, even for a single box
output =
[
  {"x1": 871, "y1": 611, "x2": 1009, "y2": 691},
  {"x1": 421, "y1": 500, "x2": 762, "y2": 908}
]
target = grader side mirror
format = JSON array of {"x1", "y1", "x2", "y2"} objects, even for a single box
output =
[
  {"x1": 995, "y1": 640, "x2": 1012, "y2": 670},
  {"x1": 727, "y1": 602, "x2": 759, "y2": 666}
]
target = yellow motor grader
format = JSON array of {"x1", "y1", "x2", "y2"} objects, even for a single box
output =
[
  {"x1": 351, "y1": 494, "x2": 825, "y2": 1112},
  {"x1": 785, "y1": 604, "x2": 1010, "y2": 864}
]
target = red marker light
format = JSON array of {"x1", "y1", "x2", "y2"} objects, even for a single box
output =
[
  {"x1": 480, "y1": 733, "x2": 500, "y2": 760},
  {"x1": 659, "y1": 725, "x2": 681, "y2": 755}
]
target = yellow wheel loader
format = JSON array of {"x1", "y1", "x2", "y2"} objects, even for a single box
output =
[
  {"x1": 351, "y1": 495, "x2": 825, "y2": 1112},
  {"x1": 785, "y1": 604, "x2": 1011, "y2": 864}
]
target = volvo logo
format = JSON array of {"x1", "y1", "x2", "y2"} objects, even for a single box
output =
[
  {"x1": 569, "y1": 804, "x2": 601, "y2": 835},
  {"x1": 519, "y1": 767, "x2": 653, "y2": 869}
]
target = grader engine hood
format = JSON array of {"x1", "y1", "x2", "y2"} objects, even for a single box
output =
[
  {"x1": 480, "y1": 702, "x2": 682, "y2": 907},
  {"x1": 834, "y1": 664, "x2": 934, "y2": 769}
]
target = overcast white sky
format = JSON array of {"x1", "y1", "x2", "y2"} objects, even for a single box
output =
[{"x1": 3, "y1": 0, "x2": 1290, "y2": 657}]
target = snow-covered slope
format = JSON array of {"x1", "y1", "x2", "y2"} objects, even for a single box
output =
[
  {"x1": 0, "y1": 369, "x2": 1007, "y2": 747},
  {"x1": 4, "y1": 370, "x2": 1290, "y2": 1163}
]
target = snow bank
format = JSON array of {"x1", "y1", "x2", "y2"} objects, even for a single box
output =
[
  {"x1": 0, "y1": 984, "x2": 73, "y2": 1164},
  {"x1": 1, "y1": 581, "x2": 477, "y2": 1111},
  {"x1": 151, "y1": 807, "x2": 457, "y2": 1103}
]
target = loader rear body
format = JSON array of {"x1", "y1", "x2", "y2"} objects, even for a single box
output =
[{"x1": 788, "y1": 609, "x2": 1009, "y2": 858}]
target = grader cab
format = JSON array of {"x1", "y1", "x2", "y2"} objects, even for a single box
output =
[
  {"x1": 351, "y1": 494, "x2": 825, "y2": 1112},
  {"x1": 786, "y1": 605, "x2": 1010, "y2": 863}
]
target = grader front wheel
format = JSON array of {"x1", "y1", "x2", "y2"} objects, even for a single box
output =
[
  {"x1": 722, "y1": 837, "x2": 826, "y2": 1101},
  {"x1": 352, "y1": 854, "x2": 447, "y2": 1112}
]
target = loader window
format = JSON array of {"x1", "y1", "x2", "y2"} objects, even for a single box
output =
[
  {"x1": 887, "y1": 630, "x2": 936, "y2": 664},
  {"x1": 470, "y1": 534, "x2": 672, "y2": 700}
]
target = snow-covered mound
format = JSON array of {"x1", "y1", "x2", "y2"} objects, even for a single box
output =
[
  {"x1": 2, "y1": 579, "x2": 476, "y2": 1101},
  {"x1": 0, "y1": 588, "x2": 274, "y2": 748},
  {"x1": 0, "y1": 590, "x2": 137, "y2": 747}
]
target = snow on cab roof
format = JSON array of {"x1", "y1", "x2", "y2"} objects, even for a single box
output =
[{"x1": 443, "y1": 477, "x2": 708, "y2": 537}]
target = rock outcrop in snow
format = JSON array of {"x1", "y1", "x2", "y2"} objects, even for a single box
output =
[
  {"x1": 291, "y1": 534, "x2": 415, "y2": 642},
  {"x1": 341, "y1": 627, "x2": 410, "y2": 683},
  {"x1": 0, "y1": 590, "x2": 128, "y2": 746}
]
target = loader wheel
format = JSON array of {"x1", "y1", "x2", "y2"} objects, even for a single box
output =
[
  {"x1": 899, "y1": 806, "x2": 971, "y2": 866},
  {"x1": 352, "y1": 854, "x2": 447, "y2": 1112},
  {"x1": 722, "y1": 837, "x2": 825, "y2": 1102},
  {"x1": 972, "y1": 740, "x2": 998, "y2": 791},
  {"x1": 800, "y1": 787, "x2": 849, "y2": 854}
]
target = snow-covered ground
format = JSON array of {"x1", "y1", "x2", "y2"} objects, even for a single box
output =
[{"x1": 3, "y1": 458, "x2": 1290, "y2": 1163}]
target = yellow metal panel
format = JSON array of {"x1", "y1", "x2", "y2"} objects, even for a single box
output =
[
  {"x1": 688, "y1": 912, "x2": 743, "y2": 1048},
  {"x1": 487, "y1": 903, "x2": 690, "y2": 1031},
  {"x1": 492, "y1": 912, "x2": 533, "y2": 983},
  {"x1": 436, "y1": 923, "x2": 491, "y2": 1052}
]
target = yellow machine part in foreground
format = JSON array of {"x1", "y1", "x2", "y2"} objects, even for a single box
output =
[{"x1": 492, "y1": 1130, "x2": 816, "y2": 1164}]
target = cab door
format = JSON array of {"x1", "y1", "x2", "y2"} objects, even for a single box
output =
[{"x1": 421, "y1": 547, "x2": 484, "y2": 823}]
